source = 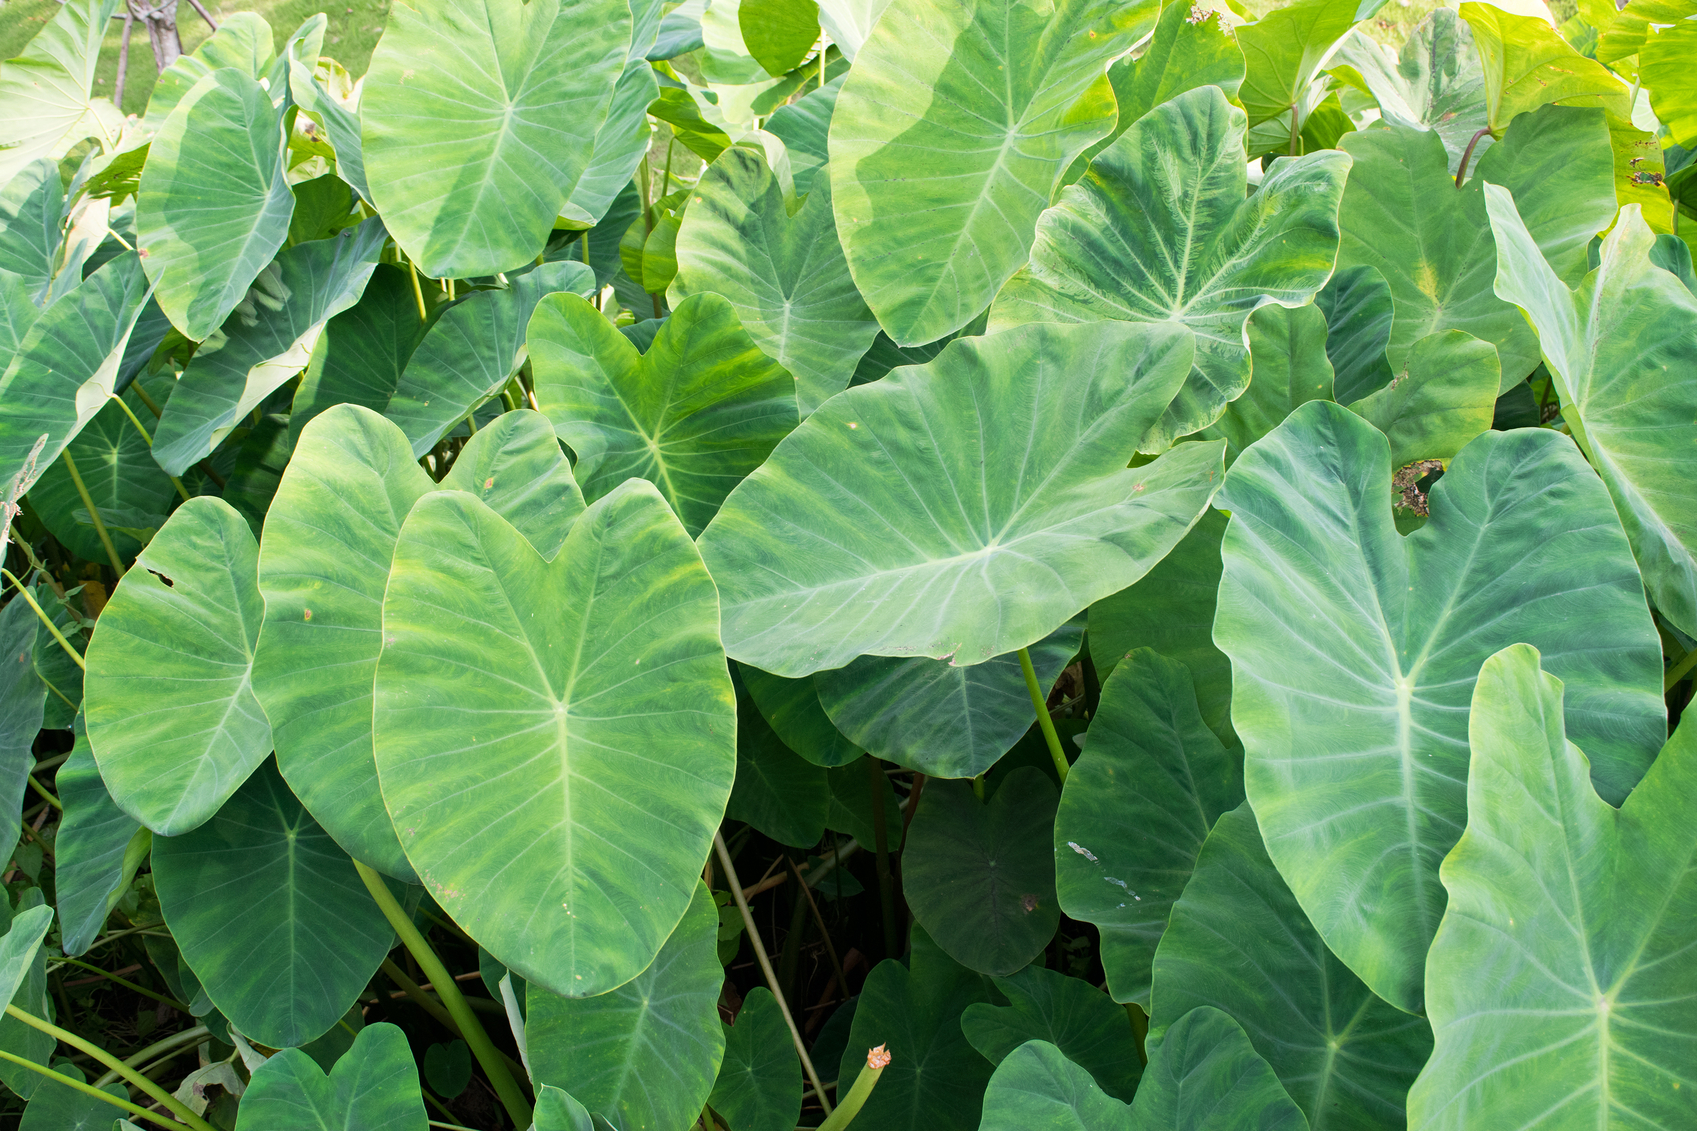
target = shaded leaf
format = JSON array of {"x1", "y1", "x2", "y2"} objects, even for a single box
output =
[
  {"x1": 962, "y1": 964, "x2": 1142, "y2": 1102},
  {"x1": 235, "y1": 1022, "x2": 427, "y2": 1130},
  {"x1": 708, "y1": 987, "x2": 802, "y2": 1131},
  {"x1": 1344, "y1": 330, "x2": 1500, "y2": 465}
]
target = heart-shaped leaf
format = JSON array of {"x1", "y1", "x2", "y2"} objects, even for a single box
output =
[
  {"x1": 152, "y1": 760, "x2": 398, "y2": 1048},
  {"x1": 828, "y1": 0, "x2": 1155, "y2": 345},
  {"x1": 374, "y1": 483, "x2": 733, "y2": 996},
  {"x1": 384, "y1": 261, "x2": 595, "y2": 457},
  {"x1": 0, "y1": 253, "x2": 152, "y2": 501},
  {"x1": 1150, "y1": 804, "x2": 1431, "y2": 1130},
  {"x1": 990, "y1": 86, "x2": 1350, "y2": 451},
  {"x1": 1328, "y1": 11, "x2": 1487, "y2": 173},
  {"x1": 671, "y1": 148, "x2": 879, "y2": 416},
  {"x1": 1336, "y1": 107, "x2": 1615, "y2": 389},
  {"x1": 1459, "y1": 2, "x2": 1629, "y2": 133},
  {"x1": 698, "y1": 320, "x2": 1224, "y2": 677},
  {"x1": 361, "y1": 0, "x2": 632, "y2": 276},
  {"x1": 1485, "y1": 191, "x2": 1697, "y2": 641},
  {"x1": 0, "y1": 0, "x2": 121, "y2": 188},
  {"x1": 18, "y1": 1062, "x2": 130, "y2": 1130},
  {"x1": 438, "y1": 409, "x2": 585, "y2": 559},
  {"x1": 531, "y1": 290, "x2": 798, "y2": 535},
  {"x1": 253, "y1": 405, "x2": 435, "y2": 878},
  {"x1": 1407, "y1": 644, "x2": 1697, "y2": 1129},
  {"x1": 151, "y1": 218, "x2": 387, "y2": 476},
  {"x1": 708, "y1": 987, "x2": 802, "y2": 1131},
  {"x1": 86, "y1": 496, "x2": 271, "y2": 836},
  {"x1": 905, "y1": 767, "x2": 1060, "y2": 975},
  {"x1": 977, "y1": 1008, "x2": 1307, "y2": 1131},
  {"x1": 136, "y1": 68, "x2": 294, "y2": 341},
  {"x1": 1213, "y1": 401, "x2": 1665, "y2": 1014},
  {"x1": 813, "y1": 621, "x2": 1081, "y2": 779},
  {"x1": 1236, "y1": 0, "x2": 1367, "y2": 130},
  {"x1": 1343, "y1": 330, "x2": 1500, "y2": 465},
  {"x1": 526, "y1": 883, "x2": 725, "y2": 1131},
  {"x1": 1055, "y1": 650, "x2": 1241, "y2": 1007},
  {"x1": 235, "y1": 1022, "x2": 426, "y2": 1129},
  {"x1": 962, "y1": 964, "x2": 1142, "y2": 1102}
]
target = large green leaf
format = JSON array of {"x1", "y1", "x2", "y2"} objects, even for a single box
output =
[
  {"x1": 1314, "y1": 265, "x2": 1395, "y2": 404},
  {"x1": 252, "y1": 405, "x2": 433, "y2": 878},
  {"x1": 0, "y1": 0, "x2": 121, "y2": 188},
  {"x1": 143, "y1": 12, "x2": 275, "y2": 123},
  {"x1": 438, "y1": 409, "x2": 586, "y2": 559},
  {"x1": 0, "y1": 252, "x2": 151, "y2": 501},
  {"x1": 904, "y1": 768, "x2": 1060, "y2": 975},
  {"x1": 813, "y1": 621, "x2": 1081, "y2": 779},
  {"x1": 671, "y1": 148, "x2": 879, "y2": 416},
  {"x1": 1236, "y1": 0, "x2": 1365, "y2": 130},
  {"x1": 526, "y1": 883, "x2": 725, "y2": 1131},
  {"x1": 1087, "y1": 511, "x2": 1231, "y2": 743},
  {"x1": 235, "y1": 1022, "x2": 426, "y2": 1129},
  {"x1": 0, "y1": 892, "x2": 53, "y2": 1100},
  {"x1": 961, "y1": 965, "x2": 1142, "y2": 1102},
  {"x1": 85, "y1": 497, "x2": 271, "y2": 836},
  {"x1": 1485, "y1": 191, "x2": 1697, "y2": 640},
  {"x1": 977, "y1": 1008, "x2": 1307, "y2": 1131},
  {"x1": 1406, "y1": 644, "x2": 1697, "y2": 1130},
  {"x1": 566, "y1": 60, "x2": 659, "y2": 228},
  {"x1": 1151, "y1": 804, "x2": 1431, "y2": 1130},
  {"x1": 0, "y1": 889, "x2": 50, "y2": 1008},
  {"x1": 827, "y1": 0, "x2": 1155, "y2": 344},
  {"x1": 1329, "y1": 11, "x2": 1487, "y2": 173},
  {"x1": 19, "y1": 1062, "x2": 129, "y2": 1130},
  {"x1": 765, "y1": 75, "x2": 842, "y2": 198},
  {"x1": 1459, "y1": 2, "x2": 1630, "y2": 133},
  {"x1": 1336, "y1": 107, "x2": 1616, "y2": 391},
  {"x1": 53, "y1": 734, "x2": 146, "y2": 958},
  {"x1": 153, "y1": 760, "x2": 397, "y2": 1048},
  {"x1": 707, "y1": 987, "x2": 801, "y2": 1131},
  {"x1": 0, "y1": 596, "x2": 45, "y2": 871},
  {"x1": 1213, "y1": 401, "x2": 1665, "y2": 1015},
  {"x1": 384, "y1": 261, "x2": 595, "y2": 457},
  {"x1": 26, "y1": 385, "x2": 179, "y2": 564},
  {"x1": 360, "y1": 0, "x2": 632, "y2": 276},
  {"x1": 1202, "y1": 303, "x2": 1334, "y2": 463},
  {"x1": 1101, "y1": 0, "x2": 1244, "y2": 148},
  {"x1": 990, "y1": 87, "x2": 1350, "y2": 451},
  {"x1": 836, "y1": 924, "x2": 995, "y2": 1131},
  {"x1": 289, "y1": 265, "x2": 424, "y2": 442},
  {"x1": 697, "y1": 321, "x2": 1224, "y2": 677},
  {"x1": 530, "y1": 291, "x2": 797, "y2": 535},
  {"x1": 150, "y1": 218, "x2": 387, "y2": 475},
  {"x1": 1054, "y1": 650, "x2": 1241, "y2": 1008},
  {"x1": 1343, "y1": 330, "x2": 1499, "y2": 465},
  {"x1": 740, "y1": 0, "x2": 821, "y2": 75},
  {"x1": 1642, "y1": 19, "x2": 1697, "y2": 147},
  {"x1": 374, "y1": 484, "x2": 733, "y2": 996},
  {"x1": 135, "y1": 69, "x2": 294, "y2": 341},
  {"x1": 0, "y1": 159, "x2": 62, "y2": 304}
]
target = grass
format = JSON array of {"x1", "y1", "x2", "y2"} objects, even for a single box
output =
[{"x1": 0, "y1": 0, "x2": 392, "y2": 117}]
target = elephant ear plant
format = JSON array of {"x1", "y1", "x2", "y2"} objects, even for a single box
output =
[{"x1": 0, "y1": 0, "x2": 1694, "y2": 1127}]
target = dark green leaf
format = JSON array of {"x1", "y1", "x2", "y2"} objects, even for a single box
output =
[{"x1": 962, "y1": 964, "x2": 1142, "y2": 1102}]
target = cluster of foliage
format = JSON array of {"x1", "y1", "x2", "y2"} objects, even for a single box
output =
[{"x1": 0, "y1": 0, "x2": 1694, "y2": 1126}]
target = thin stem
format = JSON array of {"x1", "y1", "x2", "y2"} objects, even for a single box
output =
[
  {"x1": 1454, "y1": 127, "x2": 1492, "y2": 188},
  {"x1": 788, "y1": 858, "x2": 847, "y2": 1006},
  {"x1": 0, "y1": 1047, "x2": 194, "y2": 1131},
  {"x1": 1, "y1": 569, "x2": 85, "y2": 670},
  {"x1": 865, "y1": 758, "x2": 899, "y2": 960},
  {"x1": 406, "y1": 258, "x2": 429, "y2": 322},
  {"x1": 660, "y1": 136, "x2": 676, "y2": 198},
  {"x1": 130, "y1": 382, "x2": 163, "y2": 419},
  {"x1": 4, "y1": 1005, "x2": 216, "y2": 1131},
  {"x1": 354, "y1": 861, "x2": 533, "y2": 1128},
  {"x1": 108, "y1": 395, "x2": 191, "y2": 501},
  {"x1": 61, "y1": 450, "x2": 124, "y2": 575},
  {"x1": 819, "y1": 44, "x2": 826, "y2": 91},
  {"x1": 713, "y1": 833, "x2": 833, "y2": 1115},
  {"x1": 53, "y1": 958, "x2": 187, "y2": 1011},
  {"x1": 1288, "y1": 103, "x2": 1300, "y2": 158},
  {"x1": 1665, "y1": 646, "x2": 1697, "y2": 691},
  {"x1": 181, "y1": 0, "x2": 218, "y2": 30},
  {"x1": 92, "y1": 1025, "x2": 210, "y2": 1088},
  {"x1": 1019, "y1": 647, "x2": 1069, "y2": 782},
  {"x1": 26, "y1": 775, "x2": 60, "y2": 811}
]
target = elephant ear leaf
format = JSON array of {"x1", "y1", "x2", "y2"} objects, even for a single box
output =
[
  {"x1": 1408, "y1": 644, "x2": 1697, "y2": 1130},
  {"x1": 698, "y1": 321, "x2": 1224, "y2": 678},
  {"x1": 828, "y1": 0, "x2": 1158, "y2": 345},
  {"x1": 1213, "y1": 401, "x2": 1664, "y2": 1015},
  {"x1": 360, "y1": 0, "x2": 633, "y2": 276},
  {"x1": 1485, "y1": 189, "x2": 1697, "y2": 642},
  {"x1": 1344, "y1": 329, "x2": 1500, "y2": 465},
  {"x1": 0, "y1": 0, "x2": 121, "y2": 188},
  {"x1": 135, "y1": 68, "x2": 296, "y2": 341},
  {"x1": 374, "y1": 485, "x2": 734, "y2": 998},
  {"x1": 1459, "y1": 1, "x2": 1629, "y2": 132},
  {"x1": 991, "y1": 86, "x2": 1350, "y2": 452},
  {"x1": 438, "y1": 407, "x2": 586, "y2": 560},
  {"x1": 237, "y1": 1022, "x2": 427, "y2": 1130},
  {"x1": 85, "y1": 497, "x2": 272, "y2": 836}
]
